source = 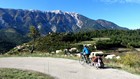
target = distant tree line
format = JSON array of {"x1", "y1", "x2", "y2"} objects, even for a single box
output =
[
  {"x1": 1, "y1": 29, "x2": 140, "y2": 53},
  {"x1": 33, "y1": 29, "x2": 140, "y2": 52}
]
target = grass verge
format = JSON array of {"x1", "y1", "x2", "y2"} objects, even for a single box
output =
[
  {"x1": 0, "y1": 68, "x2": 55, "y2": 79},
  {"x1": 105, "y1": 61, "x2": 140, "y2": 75},
  {"x1": 0, "y1": 51, "x2": 79, "y2": 60}
]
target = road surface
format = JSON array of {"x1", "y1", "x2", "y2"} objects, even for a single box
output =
[{"x1": 0, "y1": 57, "x2": 140, "y2": 79}]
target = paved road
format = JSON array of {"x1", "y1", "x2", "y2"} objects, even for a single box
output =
[{"x1": 0, "y1": 57, "x2": 140, "y2": 79}]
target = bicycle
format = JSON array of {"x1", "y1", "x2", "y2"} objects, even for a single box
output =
[
  {"x1": 79, "y1": 52, "x2": 104, "y2": 69},
  {"x1": 79, "y1": 53, "x2": 91, "y2": 65}
]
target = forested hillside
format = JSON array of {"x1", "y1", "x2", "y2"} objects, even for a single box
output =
[
  {"x1": 0, "y1": 28, "x2": 29, "y2": 54},
  {"x1": 1, "y1": 29, "x2": 140, "y2": 54},
  {"x1": 32, "y1": 29, "x2": 140, "y2": 52}
]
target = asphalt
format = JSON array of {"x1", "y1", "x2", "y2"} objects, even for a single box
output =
[{"x1": 0, "y1": 57, "x2": 140, "y2": 79}]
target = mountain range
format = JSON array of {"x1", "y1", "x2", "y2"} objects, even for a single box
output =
[
  {"x1": 0, "y1": 8, "x2": 129, "y2": 53},
  {"x1": 0, "y1": 8, "x2": 128, "y2": 35}
]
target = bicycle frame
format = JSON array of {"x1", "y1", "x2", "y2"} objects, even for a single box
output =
[{"x1": 79, "y1": 54, "x2": 91, "y2": 65}]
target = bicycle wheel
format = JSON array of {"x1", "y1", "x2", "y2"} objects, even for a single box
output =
[
  {"x1": 79, "y1": 57, "x2": 85, "y2": 65},
  {"x1": 94, "y1": 63, "x2": 100, "y2": 69}
]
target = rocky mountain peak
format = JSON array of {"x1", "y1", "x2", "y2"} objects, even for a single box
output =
[
  {"x1": 51, "y1": 10, "x2": 63, "y2": 14},
  {"x1": 0, "y1": 8, "x2": 128, "y2": 35}
]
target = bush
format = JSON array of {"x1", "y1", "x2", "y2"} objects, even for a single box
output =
[{"x1": 120, "y1": 53, "x2": 140, "y2": 67}]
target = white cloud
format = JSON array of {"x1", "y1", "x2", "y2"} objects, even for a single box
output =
[{"x1": 100, "y1": 0, "x2": 140, "y2": 4}]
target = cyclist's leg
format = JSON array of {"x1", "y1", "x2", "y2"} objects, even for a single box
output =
[
  {"x1": 85, "y1": 54, "x2": 90, "y2": 63},
  {"x1": 87, "y1": 54, "x2": 91, "y2": 63}
]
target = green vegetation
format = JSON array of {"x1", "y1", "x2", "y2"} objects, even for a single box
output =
[
  {"x1": 33, "y1": 29, "x2": 140, "y2": 52},
  {"x1": 1, "y1": 29, "x2": 140, "y2": 54},
  {"x1": 73, "y1": 41, "x2": 96, "y2": 45},
  {"x1": 28, "y1": 26, "x2": 40, "y2": 53},
  {"x1": 92, "y1": 37, "x2": 110, "y2": 41},
  {"x1": 105, "y1": 51, "x2": 140, "y2": 75},
  {"x1": 1, "y1": 29, "x2": 140, "y2": 75},
  {"x1": 4, "y1": 29, "x2": 140, "y2": 55},
  {"x1": 1, "y1": 51, "x2": 79, "y2": 60},
  {"x1": 0, "y1": 28, "x2": 29, "y2": 54},
  {"x1": 120, "y1": 52, "x2": 140, "y2": 74},
  {"x1": 0, "y1": 68, "x2": 54, "y2": 79},
  {"x1": 120, "y1": 53, "x2": 140, "y2": 67}
]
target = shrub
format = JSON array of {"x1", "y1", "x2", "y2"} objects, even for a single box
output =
[{"x1": 120, "y1": 53, "x2": 140, "y2": 67}]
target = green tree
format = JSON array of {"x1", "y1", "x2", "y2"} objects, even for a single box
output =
[{"x1": 28, "y1": 26, "x2": 40, "y2": 53}]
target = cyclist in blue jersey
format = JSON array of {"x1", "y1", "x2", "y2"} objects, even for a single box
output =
[{"x1": 81, "y1": 45, "x2": 91, "y2": 63}]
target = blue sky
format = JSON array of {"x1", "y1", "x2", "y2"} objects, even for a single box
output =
[{"x1": 0, "y1": 0, "x2": 140, "y2": 29}]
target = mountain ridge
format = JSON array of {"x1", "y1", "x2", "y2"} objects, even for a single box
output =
[{"x1": 0, "y1": 8, "x2": 128, "y2": 35}]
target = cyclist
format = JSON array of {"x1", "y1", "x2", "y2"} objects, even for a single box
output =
[{"x1": 81, "y1": 45, "x2": 91, "y2": 63}]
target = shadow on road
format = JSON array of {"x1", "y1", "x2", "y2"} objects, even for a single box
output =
[{"x1": 101, "y1": 66, "x2": 121, "y2": 69}]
